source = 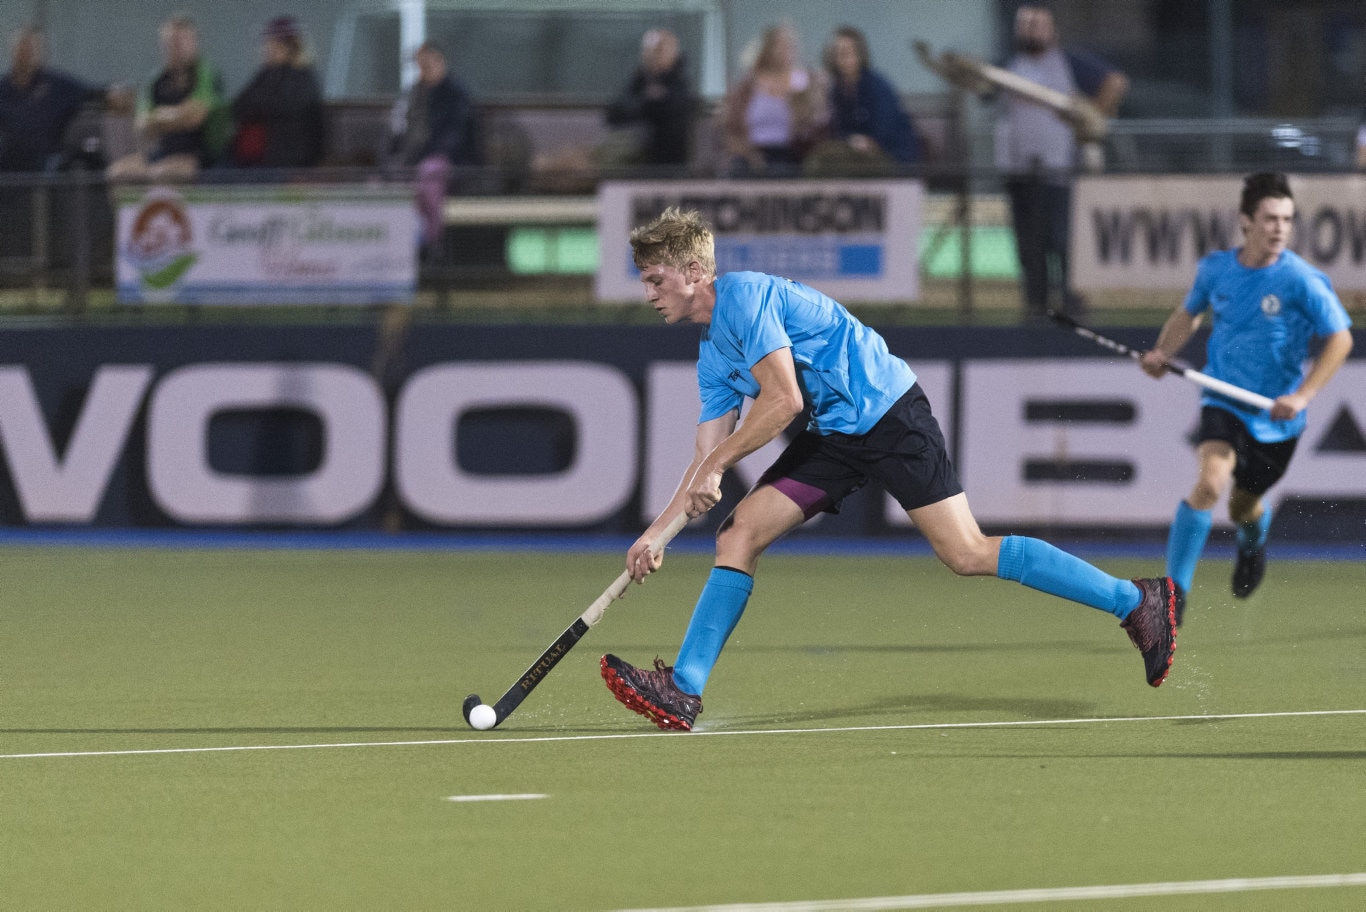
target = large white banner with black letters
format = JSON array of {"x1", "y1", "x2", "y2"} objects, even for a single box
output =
[
  {"x1": 0, "y1": 325, "x2": 1360, "y2": 534},
  {"x1": 596, "y1": 180, "x2": 923, "y2": 303},
  {"x1": 1072, "y1": 175, "x2": 1366, "y2": 294}
]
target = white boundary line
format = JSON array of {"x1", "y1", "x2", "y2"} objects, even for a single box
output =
[
  {"x1": 444, "y1": 793, "x2": 547, "y2": 803},
  {"x1": 614, "y1": 873, "x2": 1366, "y2": 911},
  {"x1": 2, "y1": 708, "x2": 1363, "y2": 761}
]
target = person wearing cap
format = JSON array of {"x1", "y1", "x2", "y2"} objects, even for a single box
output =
[{"x1": 228, "y1": 15, "x2": 324, "y2": 169}]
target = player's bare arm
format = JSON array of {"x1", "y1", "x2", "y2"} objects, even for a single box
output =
[
  {"x1": 1142, "y1": 308, "x2": 1201, "y2": 378},
  {"x1": 146, "y1": 98, "x2": 211, "y2": 135},
  {"x1": 684, "y1": 347, "x2": 804, "y2": 517},
  {"x1": 627, "y1": 412, "x2": 737, "y2": 583},
  {"x1": 1273, "y1": 328, "x2": 1354, "y2": 420},
  {"x1": 626, "y1": 348, "x2": 803, "y2": 583}
]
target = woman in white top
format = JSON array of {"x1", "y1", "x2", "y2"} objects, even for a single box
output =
[{"x1": 720, "y1": 23, "x2": 828, "y2": 176}]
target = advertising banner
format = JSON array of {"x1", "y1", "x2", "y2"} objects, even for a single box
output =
[
  {"x1": 0, "y1": 325, "x2": 1360, "y2": 537},
  {"x1": 115, "y1": 184, "x2": 417, "y2": 305},
  {"x1": 596, "y1": 180, "x2": 923, "y2": 303},
  {"x1": 1072, "y1": 174, "x2": 1366, "y2": 294}
]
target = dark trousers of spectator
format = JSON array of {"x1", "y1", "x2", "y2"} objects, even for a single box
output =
[
  {"x1": 0, "y1": 174, "x2": 114, "y2": 286},
  {"x1": 1006, "y1": 175, "x2": 1081, "y2": 319},
  {"x1": 0, "y1": 183, "x2": 36, "y2": 263}
]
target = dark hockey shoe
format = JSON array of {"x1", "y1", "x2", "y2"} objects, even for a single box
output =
[
  {"x1": 600, "y1": 654, "x2": 701, "y2": 731},
  {"x1": 1121, "y1": 578, "x2": 1180, "y2": 687},
  {"x1": 1232, "y1": 546, "x2": 1266, "y2": 599}
]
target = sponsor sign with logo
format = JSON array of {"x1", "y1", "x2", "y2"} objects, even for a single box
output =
[
  {"x1": 115, "y1": 185, "x2": 417, "y2": 304},
  {"x1": 2, "y1": 325, "x2": 1360, "y2": 533},
  {"x1": 1073, "y1": 174, "x2": 1366, "y2": 293},
  {"x1": 595, "y1": 180, "x2": 923, "y2": 302}
]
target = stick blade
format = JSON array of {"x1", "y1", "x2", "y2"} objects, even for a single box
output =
[{"x1": 461, "y1": 693, "x2": 482, "y2": 723}]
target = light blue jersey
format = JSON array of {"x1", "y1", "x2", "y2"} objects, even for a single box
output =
[
  {"x1": 1184, "y1": 248, "x2": 1351, "y2": 442},
  {"x1": 698, "y1": 272, "x2": 915, "y2": 435}
]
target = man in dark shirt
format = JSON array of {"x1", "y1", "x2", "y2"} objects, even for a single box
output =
[
  {"x1": 107, "y1": 14, "x2": 227, "y2": 182},
  {"x1": 394, "y1": 41, "x2": 477, "y2": 250},
  {"x1": 605, "y1": 28, "x2": 694, "y2": 168},
  {"x1": 228, "y1": 15, "x2": 324, "y2": 169},
  {"x1": 0, "y1": 25, "x2": 129, "y2": 172}
]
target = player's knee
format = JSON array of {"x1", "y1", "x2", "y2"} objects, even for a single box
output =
[
  {"x1": 1227, "y1": 490, "x2": 1262, "y2": 523},
  {"x1": 1189, "y1": 479, "x2": 1222, "y2": 510},
  {"x1": 934, "y1": 543, "x2": 993, "y2": 577},
  {"x1": 715, "y1": 514, "x2": 763, "y2": 562},
  {"x1": 940, "y1": 556, "x2": 976, "y2": 577}
]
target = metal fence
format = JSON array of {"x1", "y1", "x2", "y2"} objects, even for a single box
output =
[
  {"x1": 1, "y1": 115, "x2": 1360, "y2": 316},
  {"x1": 1105, "y1": 116, "x2": 1362, "y2": 174}
]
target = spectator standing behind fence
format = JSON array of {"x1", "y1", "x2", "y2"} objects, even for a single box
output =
[
  {"x1": 804, "y1": 25, "x2": 919, "y2": 177},
  {"x1": 602, "y1": 28, "x2": 694, "y2": 169},
  {"x1": 0, "y1": 25, "x2": 131, "y2": 172},
  {"x1": 720, "y1": 23, "x2": 828, "y2": 177},
  {"x1": 995, "y1": 4, "x2": 1127, "y2": 321},
  {"x1": 107, "y1": 14, "x2": 229, "y2": 182},
  {"x1": 392, "y1": 41, "x2": 477, "y2": 253},
  {"x1": 228, "y1": 16, "x2": 323, "y2": 169}
]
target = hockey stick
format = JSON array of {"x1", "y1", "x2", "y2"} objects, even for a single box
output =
[
  {"x1": 1047, "y1": 310, "x2": 1276, "y2": 411},
  {"x1": 461, "y1": 512, "x2": 690, "y2": 730},
  {"x1": 913, "y1": 40, "x2": 1108, "y2": 141}
]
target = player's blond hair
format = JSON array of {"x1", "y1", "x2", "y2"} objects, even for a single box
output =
[{"x1": 629, "y1": 207, "x2": 716, "y2": 276}]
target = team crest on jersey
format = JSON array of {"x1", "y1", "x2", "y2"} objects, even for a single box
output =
[{"x1": 1260, "y1": 294, "x2": 1282, "y2": 316}]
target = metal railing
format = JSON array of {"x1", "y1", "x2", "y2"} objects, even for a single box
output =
[
  {"x1": 2, "y1": 163, "x2": 992, "y2": 316},
  {"x1": 1105, "y1": 116, "x2": 1361, "y2": 174},
  {"x1": 0, "y1": 167, "x2": 106, "y2": 313},
  {"x1": 3, "y1": 114, "x2": 1361, "y2": 317}
]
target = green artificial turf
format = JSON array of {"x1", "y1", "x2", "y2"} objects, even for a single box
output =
[{"x1": 1, "y1": 546, "x2": 1363, "y2": 910}]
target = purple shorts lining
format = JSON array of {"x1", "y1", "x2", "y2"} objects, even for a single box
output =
[{"x1": 768, "y1": 476, "x2": 832, "y2": 520}]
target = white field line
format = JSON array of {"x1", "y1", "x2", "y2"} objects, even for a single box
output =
[
  {"x1": 444, "y1": 793, "x2": 547, "y2": 803},
  {"x1": 1, "y1": 708, "x2": 1363, "y2": 761},
  {"x1": 613, "y1": 873, "x2": 1366, "y2": 911}
]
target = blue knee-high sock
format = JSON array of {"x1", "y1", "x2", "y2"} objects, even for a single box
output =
[
  {"x1": 1167, "y1": 500, "x2": 1213, "y2": 593},
  {"x1": 1236, "y1": 507, "x2": 1272, "y2": 553},
  {"x1": 997, "y1": 535, "x2": 1141, "y2": 619},
  {"x1": 672, "y1": 567, "x2": 753, "y2": 696}
]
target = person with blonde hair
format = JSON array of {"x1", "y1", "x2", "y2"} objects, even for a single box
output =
[
  {"x1": 600, "y1": 207, "x2": 1180, "y2": 732},
  {"x1": 720, "y1": 23, "x2": 828, "y2": 176}
]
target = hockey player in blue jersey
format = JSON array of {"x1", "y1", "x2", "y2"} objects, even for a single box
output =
[
  {"x1": 1141, "y1": 172, "x2": 1353, "y2": 616},
  {"x1": 600, "y1": 207, "x2": 1180, "y2": 731}
]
